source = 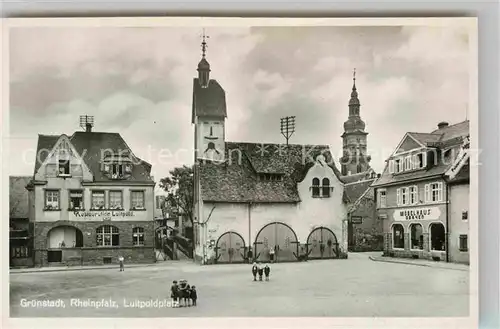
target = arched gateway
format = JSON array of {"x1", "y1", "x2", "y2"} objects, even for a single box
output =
[
  {"x1": 254, "y1": 222, "x2": 298, "y2": 262},
  {"x1": 215, "y1": 231, "x2": 246, "y2": 263},
  {"x1": 306, "y1": 227, "x2": 339, "y2": 259}
]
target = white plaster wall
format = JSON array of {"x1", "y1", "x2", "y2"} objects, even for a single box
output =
[
  {"x1": 197, "y1": 159, "x2": 348, "y2": 255},
  {"x1": 47, "y1": 226, "x2": 76, "y2": 248},
  {"x1": 448, "y1": 184, "x2": 470, "y2": 263}
]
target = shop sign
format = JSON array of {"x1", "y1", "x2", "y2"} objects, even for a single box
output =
[
  {"x1": 392, "y1": 207, "x2": 441, "y2": 221},
  {"x1": 351, "y1": 216, "x2": 363, "y2": 224},
  {"x1": 72, "y1": 210, "x2": 135, "y2": 221}
]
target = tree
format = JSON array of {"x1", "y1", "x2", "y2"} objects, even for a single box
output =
[{"x1": 159, "y1": 165, "x2": 194, "y2": 237}]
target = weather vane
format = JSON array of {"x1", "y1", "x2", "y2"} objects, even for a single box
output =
[
  {"x1": 353, "y1": 68, "x2": 356, "y2": 82},
  {"x1": 201, "y1": 29, "x2": 210, "y2": 58}
]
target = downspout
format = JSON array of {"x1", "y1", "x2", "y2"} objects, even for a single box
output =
[
  {"x1": 248, "y1": 202, "x2": 252, "y2": 257},
  {"x1": 445, "y1": 181, "x2": 450, "y2": 263}
]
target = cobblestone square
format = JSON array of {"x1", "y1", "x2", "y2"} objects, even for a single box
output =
[{"x1": 9, "y1": 254, "x2": 469, "y2": 317}]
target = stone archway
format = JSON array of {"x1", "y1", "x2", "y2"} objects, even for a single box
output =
[
  {"x1": 254, "y1": 222, "x2": 298, "y2": 262},
  {"x1": 46, "y1": 225, "x2": 84, "y2": 263},
  {"x1": 215, "y1": 231, "x2": 246, "y2": 264},
  {"x1": 306, "y1": 227, "x2": 339, "y2": 259}
]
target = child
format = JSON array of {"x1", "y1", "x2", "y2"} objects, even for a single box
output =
[
  {"x1": 118, "y1": 255, "x2": 124, "y2": 272},
  {"x1": 251, "y1": 262, "x2": 258, "y2": 281},
  {"x1": 258, "y1": 262, "x2": 264, "y2": 281},
  {"x1": 170, "y1": 280, "x2": 179, "y2": 307},
  {"x1": 190, "y1": 286, "x2": 198, "y2": 306},
  {"x1": 264, "y1": 263, "x2": 271, "y2": 281}
]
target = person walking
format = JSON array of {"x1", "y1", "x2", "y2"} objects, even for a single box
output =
[
  {"x1": 257, "y1": 262, "x2": 264, "y2": 281},
  {"x1": 269, "y1": 247, "x2": 275, "y2": 263},
  {"x1": 264, "y1": 263, "x2": 271, "y2": 281},
  {"x1": 118, "y1": 255, "x2": 124, "y2": 272},
  {"x1": 251, "y1": 262, "x2": 258, "y2": 281}
]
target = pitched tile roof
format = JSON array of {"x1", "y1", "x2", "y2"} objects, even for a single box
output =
[
  {"x1": 192, "y1": 78, "x2": 227, "y2": 123},
  {"x1": 199, "y1": 142, "x2": 343, "y2": 203},
  {"x1": 344, "y1": 179, "x2": 375, "y2": 204},
  {"x1": 340, "y1": 168, "x2": 375, "y2": 184},
  {"x1": 33, "y1": 132, "x2": 153, "y2": 183},
  {"x1": 373, "y1": 120, "x2": 470, "y2": 187},
  {"x1": 407, "y1": 132, "x2": 442, "y2": 145},
  {"x1": 9, "y1": 176, "x2": 31, "y2": 219}
]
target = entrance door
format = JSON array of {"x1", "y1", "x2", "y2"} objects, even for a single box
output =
[
  {"x1": 215, "y1": 232, "x2": 245, "y2": 263},
  {"x1": 307, "y1": 227, "x2": 339, "y2": 259},
  {"x1": 254, "y1": 222, "x2": 298, "y2": 262},
  {"x1": 47, "y1": 250, "x2": 62, "y2": 263}
]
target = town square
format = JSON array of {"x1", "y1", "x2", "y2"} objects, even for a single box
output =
[
  {"x1": 7, "y1": 20, "x2": 475, "y2": 320},
  {"x1": 10, "y1": 253, "x2": 469, "y2": 317}
]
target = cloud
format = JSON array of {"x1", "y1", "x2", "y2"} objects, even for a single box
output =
[{"x1": 8, "y1": 24, "x2": 472, "y2": 179}]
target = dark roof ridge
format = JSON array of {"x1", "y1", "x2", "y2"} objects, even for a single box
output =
[
  {"x1": 430, "y1": 120, "x2": 469, "y2": 133},
  {"x1": 344, "y1": 177, "x2": 376, "y2": 186},
  {"x1": 227, "y1": 141, "x2": 331, "y2": 148}
]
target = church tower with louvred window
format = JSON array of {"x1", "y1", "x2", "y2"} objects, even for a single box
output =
[{"x1": 341, "y1": 69, "x2": 371, "y2": 175}]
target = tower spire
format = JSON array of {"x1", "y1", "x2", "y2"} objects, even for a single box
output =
[
  {"x1": 201, "y1": 29, "x2": 209, "y2": 58},
  {"x1": 349, "y1": 68, "x2": 360, "y2": 110},
  {"x1": 197, "y1": 29, "x2": 211, "y2": 88},
  {"x1": 352, "y1": 68, "x2": 356, "y2": 90}
]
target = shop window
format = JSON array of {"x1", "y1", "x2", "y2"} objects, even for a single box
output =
[
  {"x1": 45, "y1": 190, "x2": 60, "y2": 210},
  {"x1": 109, "y1": 191, "x2": 123, "y2": 210},
  {"x1": 392, "y1": 224, "x2": 404, "y2": 249},
  {"x1": 133, "y1": 227, "x2": 145, "y2": 246},
  {"x1": 311, "y1": 178, "x2": 320, "y2": 197},
  {"x1": 103, "y1": 257, "x2": 112, "y2": 264},
  {"x1": 459, "y1": 235, "x2": 468, "y2": 252},
  {"x1": 91, "y1": 191, "x2": 106, "y2": 210},
  {"x1": 322, "y1": 178, "x2": 331, "y2": 197},
  {"x1": 430, "y1": 223, "x2": 446, "y2": 251},
  {"x1": 69, "y1": 190, "x2": 84, "y2": 210},
  {"x1": 410, "y1": 224, "x2": 423, "y2": 250},
  {"x1": 96, "y1": 225, "x2": 119, "y2": 246},
  {"x1": 131, "y1": 191, "x2": 145, "y2": 210}
]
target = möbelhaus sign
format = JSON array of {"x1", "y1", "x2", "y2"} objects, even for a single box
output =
[
  {"x1": 72, "y1": 210, "x2": 135, "y2": 221},
  {"x1": 393, "y1": 207, "x2": 441, "y2": 221}
]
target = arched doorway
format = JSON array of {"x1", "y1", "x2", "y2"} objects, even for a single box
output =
[
  {"x1": 429, "y1": 222, "x2": 446, "y2": 251},
  {"x1": 215, "y1": 231, "x2": 246, "y2": 264},
  {"x1": 47, "y1": 225, "x2": 83, "y2": 263},
  {"x1": 254, "y1": 222, "x2": 298, "y2": 262},
  {"x1": 307, "y1": 227, "x2": 339, "y2": 259}
]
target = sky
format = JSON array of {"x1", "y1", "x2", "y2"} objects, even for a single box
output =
[{"x1": 8, "y1": 24, "x2": 472, "y2": 181}]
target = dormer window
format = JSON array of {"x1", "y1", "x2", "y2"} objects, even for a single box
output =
[
  {"x1": 312, "y1": 178, "x2": 320, "y2": 197},
  {"x1": 311, "y1": 177, "x2": 332, "y2": 198},
  {"x1": 259, "y1": 173, "x2": 284, "y2": 181},
  {"x1": 112, "y1": 164, "x2": 124, "y2": 177},
  {"x1": 58, "y1": 159, "x2": 70, "y2": 176},
  {"x1": 322, "y1": 178, "x2": 331, "y2": 197}
]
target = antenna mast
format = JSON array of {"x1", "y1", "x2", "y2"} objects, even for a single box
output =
[{"x1": 280, "y1": 116, "x2": 296, "y2": 145}]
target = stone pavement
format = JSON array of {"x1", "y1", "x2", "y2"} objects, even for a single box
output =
[
  {"x1": 9, "y1": 253, "x2": 470, "y2": 317},
  {"x1": 367, "y1": 252, "x2": 469, "y2": 271}
]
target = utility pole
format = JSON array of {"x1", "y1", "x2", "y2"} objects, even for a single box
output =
[{"x1": 280, "y1": 116, "x2": 296, "y2": 145}]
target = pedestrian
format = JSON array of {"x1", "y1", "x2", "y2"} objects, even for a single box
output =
[
  {"x1": 170, "y1": 280, "x2": 179, "y2": 307},
  {"x1": 251, "y1": 262, "x2": 258, "y2": 281},
  {"x1": 258, "y1": 262, "x2": 264, "y2": 281},
  {"x1": 190, "y1": 285, "x2": 198, "y2": 306},
  {"x1": 269, "y1": 247, "x2": 275, "y2": 263},
  {"x1": 247, "y1": 247, "x2": 253, "y2": 264},
  {"x1": 264, "y1": 263, "x2": 271, "y2": 281},
  {"x1": 118, "y1": 255, "x2": 124, "y2": 271}
]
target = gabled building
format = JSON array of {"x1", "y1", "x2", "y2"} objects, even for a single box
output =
[
  {"x1": 372, "y1": 120, "x2": 470, "y2": 264},
  {"x1": 191, "y1": 38, "x2": 349, "y2": 264},
  {"x1": 27, "y1": 122, "x2": 156, "y2": 267},
  {"x1": 9, "y1": 176, "x2": 33, "y2": 267}
]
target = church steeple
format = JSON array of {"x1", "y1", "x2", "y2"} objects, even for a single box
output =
[
  {"x1": 197, "y1": 30, "x2": 210, "y2": 88},
  {"x1": 341, "y1": 69, "x2": 371, "y2": 176}
]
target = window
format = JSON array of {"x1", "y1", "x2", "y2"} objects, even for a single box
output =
[
  {"x1": 462, "y1": 211, "x2": 468, "y2": 220},
  {"x1": 397, "y1": 187, "x2": 410, "y2": 206},
  {"x1": 392, "y1": 224, "x2": 404, "y2": 249},
  {"x1": 388, "y1": 160, "x2": 395, "y2": 174},
  {"x1": 418, "y1": 153, "x2": 426, "y2": 168},
  {"x1": 322, "y1": 178, "x2": 331, "y2": 197},
  {"x1": 91, "y1": 191, "x2": 106, "y2": 210},
  {"x1": 69, "y1": 190, "x2": 84, "y2": 210},
  {"x1": 109, "y1": 191, "x2": 123, "y2": 210},
  {"x1": 409, "y1": 186, "x2": 418, "y2": 205},
  {"x1": 357, "y1": 164, "x2": 362, "y2": 173},
  {"x1": 11, "y1": 246, "x2": 30, "y2": 258},
  {"x1": 45, "y1": 190, "x2": 60, "y2": 210},
  {"x1": 410, "y1": 224, "x2": 423, "y2": 250},
  {"x1": 378, "y1": 189, "x2": 387, "y2": 208},
  {"x1": 96, "y1": 225, "x2": 119, "y2": 246},
  {"x1": 395, "y1": 159, "x2": 403, "y2": 173},
  {"x1": 459, "y1": 235, "x2": 468, "y2": 252},
  {"x1": 111, "y1": 164, "x2": 124, "y2": 177},
  {"x1": 425, "y1": 182, "x2": 443, "y2": 203},
  {"x1": 131, "y1": 191, "x2": 145, "y2": 209},
  {"x1": 133, "y1": 227, "x2": 145, "y2": 246},
  {"x1": 259, "y1": 173, "x2": 284, "y2": 181},
  {"x1": 312, "y1": 178, "x2": 320, "y2": 197},
  {"x1": 430, "y1": 223, "x2": 446, "y2": 251},
  {"x1": 58, "y1": 159, "x2": 70, "y2": 175}
]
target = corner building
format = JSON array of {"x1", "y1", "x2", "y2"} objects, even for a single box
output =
[
  {"x1": 28, "y1": 124, "x2": 156, "y2": 267},
  {"x1": 373, "y1": 121, "x2": 470, "y2": 264}
]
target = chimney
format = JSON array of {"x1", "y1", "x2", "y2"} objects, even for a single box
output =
[
  {"x1": 85, "y1": 123, "x2": 92, "y2": 133},
  {"x1": 437, "y1": 121, "x2": 449, "y2": 130}
]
